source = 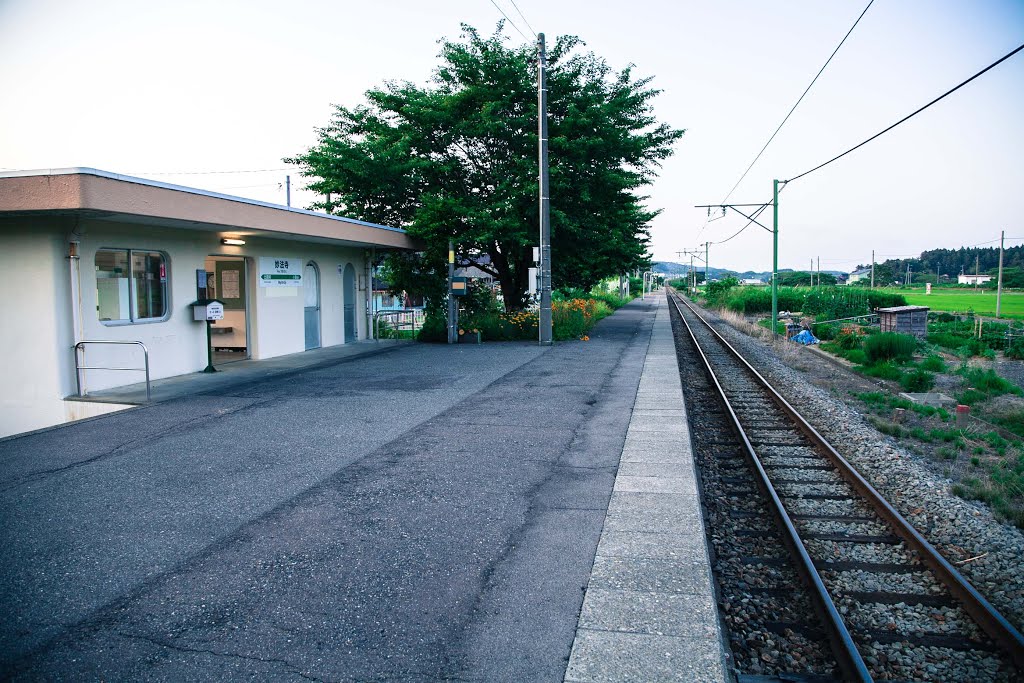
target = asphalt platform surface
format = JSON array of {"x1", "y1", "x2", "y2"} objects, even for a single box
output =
[{"x1": 1, "y1": 298, "x2": 656, "y2": 681}]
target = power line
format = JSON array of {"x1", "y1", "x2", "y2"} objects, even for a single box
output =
[
  {"x1": 486, "y1": 0, "x2": 530, "y2": 41},
  {"x1": 507, "y1": 0, "x2": 536, "y2": 36},
  {"x1": 719, "y1": 0, "x2": 875, "y2": 206},
  {"x1": 786, "y1": 42, "x2": 1024, "y2": 184},
  {"x1": 130, "y1": 167, "x2": 298, "y2": 176}
]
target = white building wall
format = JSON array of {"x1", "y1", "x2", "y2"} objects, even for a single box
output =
[
  {"x1": 1, "y1": 217, "x2": 370, "y2": 438},
  {"x1": 0, "y1": 219, "x2": 75, "y2": 436}
]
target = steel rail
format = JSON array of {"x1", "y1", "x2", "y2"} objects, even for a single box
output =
[
  {"x1": 668, "y1": 291, "x2": 872, "y2": 681},
  {"x1": 670, "y1": 288, "x2": 1024, "y2": 670}
]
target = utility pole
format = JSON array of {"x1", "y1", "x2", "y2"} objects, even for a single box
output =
[
  {"x1": 537, "y1": 32, "x2": 552, "y2": 345},
  {"x1": 817, "y1": 256, "x2": 820, "y2": 287},
  {"x1": 975, "y1": 254, "x2": 980, "y2": 291},
  {"x1": 704, "y1": 241, "x2": 710, "y2": 286},
  {"x1": 871, "y1": 250, "x2": 875, "y2": 289},
  {"x1": 810, "y1": 258, "x2": 814, "y2": 287},
  {"x1": 447, "y1": 240, "x2": 457, "y2": 344},
  {"x1": 997, "y1": 230, "x2": 1005, "y2": 318},
  {"x1": 691, "y1": 188, "x2": 778, "y2": 333},
  {"x1": 772, "y1": 179, "x2": 779, "y2": 339},
  {"x1": 286, "y1": 175, "x2": 291, "y2": 207}
]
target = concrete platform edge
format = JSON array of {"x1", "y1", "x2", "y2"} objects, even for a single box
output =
[{"x1": 563, "y1": 294, "x2": 729, "y2": 683}]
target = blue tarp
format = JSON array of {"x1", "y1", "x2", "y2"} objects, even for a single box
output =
[{"x1": 791, "y1": 330, "x2": 819, "y2": 345}]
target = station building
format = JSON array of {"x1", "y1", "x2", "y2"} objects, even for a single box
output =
[{"x1": 0, "y1": 168, "x2": 417, "y2": 438}]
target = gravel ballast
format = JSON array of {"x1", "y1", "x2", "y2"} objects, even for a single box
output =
[{"x1": 700, "y1": 303, "x2": 1024, "y2": 632}]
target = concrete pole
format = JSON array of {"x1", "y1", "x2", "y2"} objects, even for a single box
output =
[
  {"x1": 705, "y1": 241, "x2": 709, "y2": 286},
  {"x1": 448, "y1": 240, "x2": 457, "y2": 344},
  {"x1": 997, "y1": 230, "x2": 1005, "y2": 318},
  {"x1": 870, "y1": 250, "x2": 875, "y2": 289},
  {"x1": 286, "y1": 175, "x2": 291, "y2": 207},
  {"x1": 537, "y1": 32, "x2": 553, "y2": 346},
  {"x1": 771, "y1": 179, "x2": 779, "y2": 339}
]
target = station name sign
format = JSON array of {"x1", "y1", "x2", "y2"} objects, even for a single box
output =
[{"x1": 258, "y1": 257, "x2": 303, "y2": 287}]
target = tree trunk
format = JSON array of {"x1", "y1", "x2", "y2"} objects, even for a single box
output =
[{"x1": 489, "y1": 248, "x2": 530, "y2": 311}]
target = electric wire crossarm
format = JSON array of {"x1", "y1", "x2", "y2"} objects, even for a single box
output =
[{"x1": 694, "y1": 202, "x2": 773, "y2": 233}]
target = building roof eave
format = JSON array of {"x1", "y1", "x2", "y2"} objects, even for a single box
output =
[{"x1": 0, "y1": 168, "x2": 420, "y2": 251}]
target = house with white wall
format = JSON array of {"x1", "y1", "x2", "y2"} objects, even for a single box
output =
[
  {"x1": 0, "y1": 168, "x2": 417, "y2": 438},
  {"x1": 846, "y1": 268, "x2": 872, "y2": 285},
  {"x1": 957, "y1": 273, "x2": 993, "y2": 286}
]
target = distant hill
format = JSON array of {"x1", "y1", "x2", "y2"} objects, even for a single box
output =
[{"x1": 652, "y1": 261, "x2": 845, "y2": 282}]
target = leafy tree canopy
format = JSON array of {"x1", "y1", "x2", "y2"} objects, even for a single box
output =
[
  {"x1": 777, "y1": 271, "x2": 837, "y2": 287},
  {"x1": 286, "y1": 23, "x2": 683, "y2": 310}
]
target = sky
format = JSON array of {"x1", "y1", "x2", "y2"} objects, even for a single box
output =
[{"x1": 1, "y1": 0, "x2": 1022, "y2": 273}]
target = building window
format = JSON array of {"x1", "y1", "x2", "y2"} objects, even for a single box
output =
[{"x1": 95, "y1": 249, "x2": 169, "y2": 323}]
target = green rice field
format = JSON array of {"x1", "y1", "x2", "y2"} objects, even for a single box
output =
[{"x1": 895, "y1": 288, "x2": 1024, "y2": 319}]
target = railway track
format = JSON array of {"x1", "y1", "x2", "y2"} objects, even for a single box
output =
[{"x1": 668, "y1": 289, "x2": 1024, "y2": 682}]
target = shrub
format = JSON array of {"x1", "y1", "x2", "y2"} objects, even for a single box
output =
[
  {"x1": 958, "y1": 367, "x2": 1022, "y2": 397},
  {"x1": 928, "y1": 332, "x2": 968, "y2": 351},
  {"x1": 552, "y1": 298, "x2": 610, "y2": 340},
  {"x1": 835, "y1": 328, "x2": 863, "y2": 350},
  {"x1": 418, "y1": 311, "x2": 448, "y2": 342},
  {"x1": 844, "y1": 349, "x2": 868, "y2": 365},
  {"x1": 704, "y1": 277, "x2": 739, "y2": 306},
  {"x1": 864, "y1": 332, "x2": 917, "y2": 363},
  {"x1": 920, "y1": 354, "x2": 947, "y2": 372},
  {"x1": 813, "y1": 323, "x2": 838, "y2": 341},
  {"x1": 900, "y1": 369, "x2": 935, "y2": 393},
  {"x1": 862, "y1": 361, "x2": 904, "y2": 381},
  {"x1": 867, "y1": 290, "x2": 908, "y2": 309},
  {"x1": 1007, "y1": 337, "x2": 1024, "y2": 360}
]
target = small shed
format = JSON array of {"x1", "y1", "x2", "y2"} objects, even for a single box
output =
[{"x1": 877, "y1": 305, "x2": 929, "y2": 339}]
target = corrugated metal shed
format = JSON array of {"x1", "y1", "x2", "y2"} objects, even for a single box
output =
[{"x1": 877, "y1": 305, "x2": 929, "y2": 338}]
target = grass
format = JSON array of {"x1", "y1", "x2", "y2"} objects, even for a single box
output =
[
  {"x1": 952, "y1": 451, "x2": 1024, "y2": 528},
  {"x1": 898, "y1": 287, "x2": 1024, "y2": 319},
  {"x1": 854, "y1": 389, "x2": 1024, "y2": 528}
]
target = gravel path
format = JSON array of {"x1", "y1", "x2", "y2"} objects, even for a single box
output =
[
  {"x1": 699, "y1": 304, "x2": 1024, "y2": 633},
  {"x1": 995, "y1": 355, "x2": 1024, "y2": 391}
]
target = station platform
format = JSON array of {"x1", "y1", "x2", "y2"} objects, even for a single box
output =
[
  {"x1": 565, "y1": 297, "x2": 728, "y2": 682},
  {"x1": 68, "y1": 338, "x2": 412, "y2": 406},
  {"x1": 1, "y1": 295, "x2": 726, "y2": 682}
]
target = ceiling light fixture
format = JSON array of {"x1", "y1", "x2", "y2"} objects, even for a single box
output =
[{"x1": 221, "y1": 238, "x2": 246, "y2": 246}]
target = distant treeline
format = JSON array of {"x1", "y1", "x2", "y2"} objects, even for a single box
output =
[{"x1": 857, "y1": 245, "x2": 1023, "y2": 281}]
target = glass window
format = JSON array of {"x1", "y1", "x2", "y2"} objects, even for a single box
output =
[{"x1": 95, "y1": 249, "x2": 169, "y2": 324}]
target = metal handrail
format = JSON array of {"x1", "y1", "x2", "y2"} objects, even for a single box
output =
[
  {"x1": 74, "y1": 340, "x2": 151, "y2": 401},
  {"x1": 373, "y1": 309, "x2": 425, "y2": 341}
]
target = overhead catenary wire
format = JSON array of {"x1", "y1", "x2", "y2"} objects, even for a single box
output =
[
  {"x1": 128, "y1": 167, "x2": 298, "y2": 176},
  {"x1": 507, "y1": 0, "x2": 536, "y2": 36},
  {"x1": 785, "y1": 42, "x2": 1024, "y2": 184},
  {"x1": 717, "y1": 0, "x2": 875, "y2": 207},
  {"x1": 486, "y1": 0, "x2": 530, "y2": 41}
]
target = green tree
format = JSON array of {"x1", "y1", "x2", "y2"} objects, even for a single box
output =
[
  {"x1": 777, "y1": 271, "x2": 837, "y2": 287},
  {"x1": 286, "y1": 24, "x2": 683, "y2": 311}
]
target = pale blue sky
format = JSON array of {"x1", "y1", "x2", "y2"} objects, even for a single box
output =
[{"x1": 1, "y1": 0, "x2": 1021, "y2": 272}]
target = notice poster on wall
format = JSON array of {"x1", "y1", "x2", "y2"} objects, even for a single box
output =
[{"x1": 258, "y1": 257, "x2": 302, "y2": 287}]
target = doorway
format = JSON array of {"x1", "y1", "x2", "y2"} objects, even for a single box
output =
[
  {"x1": 304, "y1": 261, "x2": 321, "y2": 350},
  {"x1": 204, "y1": 255, "x2": 250, "y2": 365},
  {"x1": 343, "y1": 263, "x2": 356, "y2": 342}
]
